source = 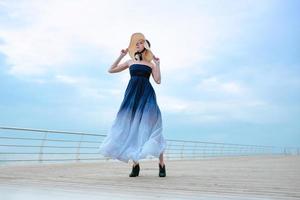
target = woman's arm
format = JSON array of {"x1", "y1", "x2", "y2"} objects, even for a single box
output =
[
  {"x1": 151, "y1": 55, "x2": 161, "y2": 84},
  {"x1": 108, "y1": 49, "x2": 130, "y2": 73}
]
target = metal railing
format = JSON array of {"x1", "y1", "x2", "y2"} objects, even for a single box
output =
[{"x1": 0, "y1": 126, "x2": 299, "y2": 164}]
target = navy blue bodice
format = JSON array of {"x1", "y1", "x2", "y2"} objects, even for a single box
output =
[{"x1": 129, "y1": 64, "x2": 152, "y2": 79}]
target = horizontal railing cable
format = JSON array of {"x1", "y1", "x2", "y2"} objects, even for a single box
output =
[{"x1": 0, "y1": 126, "x2": 299, "y2": 164}]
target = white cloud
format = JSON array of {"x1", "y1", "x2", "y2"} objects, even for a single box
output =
[
  {"x1": 159, "y1": 95, "x2": 189, "y2": 113},
  {"x1": 197, "y1": 76, "x2": 245, "y2": 94},
  {"x1": 0, "y1": 0, "x2": 271, "y2": 78},
  {"x1": 54, "y1": 74, "x2": 124, "y2": 101},
  {"x1": 0, "y1": 0, "x2": 283, "y2": 125},
  {"x1": 159, "y1": 93, "x2": 272, "y2": 123},
  {"x1": 55, "y1": 75, "x2": 79, "y2": 84}
]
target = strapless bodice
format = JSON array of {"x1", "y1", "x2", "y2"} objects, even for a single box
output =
[{"x1": 129, "y1": 64, "x2": 152, "y2": 79}]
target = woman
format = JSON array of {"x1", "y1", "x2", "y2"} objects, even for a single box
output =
[{"x1": 99, "y1": 33, "x2": 167, "y2": 177}]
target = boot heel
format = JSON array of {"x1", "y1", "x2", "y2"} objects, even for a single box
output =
[
  {"x1": 159, "y1": 163, "x2": 166, "y2": 177},
  {"x1": 129, "y1": 163, "x2": 140, "y2": 177}
]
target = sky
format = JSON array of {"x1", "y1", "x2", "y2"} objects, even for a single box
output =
[{"x1": 0, "y1": 0, "x2": 299, "y2": 147}]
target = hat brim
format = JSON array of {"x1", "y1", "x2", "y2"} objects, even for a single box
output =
[{"x1": 128, "y1": 33, "x2": 153, "y2": 62}]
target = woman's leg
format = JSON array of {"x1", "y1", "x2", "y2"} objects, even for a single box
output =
[
  {"x1": 133, "y1": 160, "x2": 139, "y2": 167},
  {"x1": 158, "y1": 152, "x2": 166, "y2": 177},
  {"x1": 159, "y1": 153, "x2": 165, "y2": 166}
]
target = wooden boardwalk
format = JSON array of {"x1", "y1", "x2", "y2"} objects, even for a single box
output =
[{"x1": 0, "y1": 155, "x2": 299, "y2": 200}]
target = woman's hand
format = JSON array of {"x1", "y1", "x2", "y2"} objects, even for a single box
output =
[
  {"x1": 120, "y1": 48, "x2": 128, "y2": 57},
  {"x1": 108, "y1": 48, "x2": 129, "y2": 73},
  {"x1": 152, "y1": 55, "x2": 161, "y2": 84},
  {"x1": 153, "y1": 55, "x2": 160, "y2": 66}
]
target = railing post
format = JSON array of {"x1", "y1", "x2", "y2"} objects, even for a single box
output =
[
  {"x1": 246, "y1": 145, "x2": 251, "y2": 156},
  {"x1": 238, "y1": 145, "x2": 243, "y2": 156},
  {"x1": 240, "y1": 145, "x2": 245, "y2": 156},
  {"x1": 219, "y1": 144, "x2": 223, "y2": 157},
  {"x1": 270, "y1": 146, "x2": 275, "y2": 155},
  {"x1": 180, "y1": 141, "x2": 185, "y2": 160},
  {"x1": 202, "y1": 143, "x2": 207, "y2": 158},
  {"x1": 38, "y1": 131, "x2": 48, "y2": 163},
  {"x1": 3, "y1": 126, "x2": 300, "y2": 163},
  {"x1": 212, "y1": 144, "x2": 216, "y2": 157},
  {"x1": 193, "y1": 143, "x2": 198, "y2": 159},
  {"x1": 259, "y1": 146, "x2": 263, "y2": 155},
  {"x1": 261, "y1": 146, "x2": 266, "y2": 155},
  {"x1": 76, "y1": 134, "x2": 84, "y2": 162}
]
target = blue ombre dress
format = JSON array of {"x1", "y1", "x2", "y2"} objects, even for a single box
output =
[{"x1": 99, "y1": 63, "x2": 166, "y2": 162}]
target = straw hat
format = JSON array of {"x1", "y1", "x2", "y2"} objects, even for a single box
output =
[{"x1": 128, "y1": 32, "x2": 153, "y2": 62}]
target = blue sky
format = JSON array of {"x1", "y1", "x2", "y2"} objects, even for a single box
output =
[{"x1": 0, "y1": 0, "x2": 299, "y2": 147}]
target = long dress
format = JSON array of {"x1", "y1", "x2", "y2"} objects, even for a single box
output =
[{"x1": 99, "y1": 63, "x2": 166, "y2": 163}]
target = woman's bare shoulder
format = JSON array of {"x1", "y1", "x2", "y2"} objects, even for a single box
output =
[{"x1": 149, "y1": 62, "x2": 155, "y2": 68}]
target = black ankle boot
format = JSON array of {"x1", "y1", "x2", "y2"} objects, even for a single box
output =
[
  {"x1": 129, "y1": 163, "x2": 140, "y2": 177},
  {"x1": 159, "y1": 163, "x2": 166, "y2": 177}
]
